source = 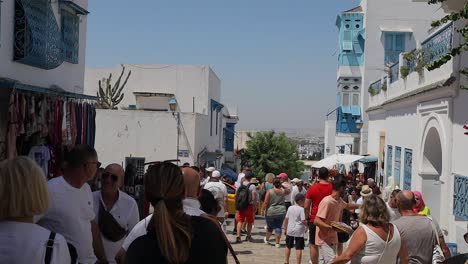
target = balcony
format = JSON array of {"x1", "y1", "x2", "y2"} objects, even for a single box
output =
[{"x1": 368, "y1": 22, "x2": 459, "y2": 110}]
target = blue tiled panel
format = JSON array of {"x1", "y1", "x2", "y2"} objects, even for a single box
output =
[
  {"x1": 403, "y1": 149, "x2": 413, "y2": 190},
  {"x1": 453, "y1": 175, "x2": 468, "y2": 220}
]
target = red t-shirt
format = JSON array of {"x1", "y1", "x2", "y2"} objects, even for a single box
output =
[{"x1": 305, "y1": 182, "x2": 332, "y2": 222}]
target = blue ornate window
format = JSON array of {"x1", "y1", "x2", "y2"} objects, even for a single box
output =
[
  {"x1": 403, "y1": 149, "x2": 413, "y2": 190},
  {"x1": 61, "y1": 9, "x2": 79, "y2": 64},
  {"x1": 394, "y1": 147, "x2": 401, "y2": 187},
  {"x1": 453, "y1": 175, "x2": 468, "y2": 220},
  {"x1": 224, "y1": 123, "x2": 236, "y2": 152},
  {"x1": 384, "y1": 32, "x2": 405, "y2": 65},
  {"x1": 386, "y1": 145, "x2": 393, "y2": 185},
  {"x1": 14, "y1": 0, "x2": 64, "y2": 69}
]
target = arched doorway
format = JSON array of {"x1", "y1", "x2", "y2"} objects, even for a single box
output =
[{"x1": 420, "y1": 126, "x2": 443, "y2": 222}]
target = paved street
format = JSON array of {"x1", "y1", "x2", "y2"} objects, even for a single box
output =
[{"x1": 225, "y1": 216, "x2": 312, "y2": 264}]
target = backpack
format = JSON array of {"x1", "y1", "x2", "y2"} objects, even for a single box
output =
[{"x1": 235, "y1": 183, "x2": 252, "y2": 211}]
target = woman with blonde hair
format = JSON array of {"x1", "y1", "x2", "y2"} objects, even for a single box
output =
[
  {"x1": 0, "y1": 156, "x2": 71, "y2": 264},
  {"x1": 331, "y1": 195, "x2": 409, "y2": 264},
  {"x1": 125, "y1": 162, "x2": 227, "y2": 263}
]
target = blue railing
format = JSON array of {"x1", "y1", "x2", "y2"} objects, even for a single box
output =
[
  {"x1": 453, "y1": 175, "x2": 468, "y2": 220},
  {"x1": 370, "y1": 79, "x2": 382, "y2": 94},
  {"x1": 385, "y1": 50, "x2": 402, "y2": 65},
  {"x1": 389, "y1": 62, "x2": 399, "y2": 83},
  {"x1": 422, "y1": 23, "x2": 453, "y2": 64}
]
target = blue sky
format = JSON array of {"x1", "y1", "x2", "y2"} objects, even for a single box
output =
[{"x1": 86, "y1": 0, "x2": 360, "y2": 130}]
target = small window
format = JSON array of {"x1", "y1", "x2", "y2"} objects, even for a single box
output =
[
  {"x1": 343, "y1": 78, "x2": 349, "y2": 81},
  {"x1": 342, "y1": 93, "x2": 350, "y2": 106},
  {"x1": 355, "y1": 20, "x2": 361, "y2": 22},
  {"x1": 345, "y1": 19, "x2": 351, "y2": 22},
  {"x1": 356, "y1": 24, "x2": 360, "y2": 28},
  {"x1": 353, "y1": 86, "x2": 359, "y2": 90},
  {"x1": 354, "y1": 79, "x2": 360, "y2": 82},
  {"x1": 346, "y1": 24, "x2": 350, "y2": 29},
  {"x1": 343, "y1": 86, "x2": 350, "y2": 90}
]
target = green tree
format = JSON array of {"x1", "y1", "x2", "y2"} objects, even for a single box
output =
[{"x1": 243, "y1": 131, "x2": 305, "y2": 180}]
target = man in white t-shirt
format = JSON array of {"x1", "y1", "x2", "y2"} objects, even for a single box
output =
[
  {"x1": 37, "y1": 145, "x2": 107, "y2": 264},
  {"x1": 93, "y1": 164, "x2": 140, "y2": 264},
  {"x1": 387, "y1": 189, "x2": 401, "y2": 222},
  {"x1": 204, "y1": 170, "x2": 228, "y2": 223},
  {"x1": 115, "y1": 167, "x2": 206, "y2": 264}
]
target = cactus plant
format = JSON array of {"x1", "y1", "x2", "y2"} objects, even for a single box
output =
[{"x1": 97, "y1": 64, "x2": 131, "y2": 109}]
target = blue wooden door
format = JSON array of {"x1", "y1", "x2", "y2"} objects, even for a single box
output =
[
  {"x1": 403, "y1": 149, "x2": 413, "y2": 190},
  {"x1": 386, "y1": 146, "x2": 393, "y2": 185},
  {"x1": 394, "y1": 147, "x2": 401, "y2": 187}
]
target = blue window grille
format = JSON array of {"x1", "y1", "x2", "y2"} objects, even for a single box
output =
[
  {"x1": 61, "y1": 9, "x2": 79, "y2": 64},
  {"x1": 384, "y1": 32, "x2": 406, "y2": 65},
  {"x1": 224, "y1": 123, "x2": 236, "y2": 152},
  {"x1": 453, "y1": 175, "x2": 468, "y2": 220},
  {"x1": 13, "y1": 0, "x2": 64, "y2": 69},
  {"x1": 421, "y1": 23, "x2": 453, "y2": 64},
  {"x1": 386, "y1": 146, "x2": 393, "y2": 185},
  {"x1": 394, "y1": 147, "x2": 401, "y2": 187},
  {"x1": 403, "y1": 149, "x2": 413, "y2": 190}
]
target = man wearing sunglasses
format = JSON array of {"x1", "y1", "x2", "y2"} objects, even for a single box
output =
[
  {"x1": 93, "y1": 164, "x2": 140, "y2": 264},
  {"x1": 37, "y1": 144, "x2": 108, "y2": 264}
]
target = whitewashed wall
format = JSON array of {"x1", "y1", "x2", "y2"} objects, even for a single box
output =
[
  {"x1": 0, "y1": 0, "x2": 88, "y2": 93},
  {"x1": 85, "y1": 64, "x2": 221, "y2": 115}
]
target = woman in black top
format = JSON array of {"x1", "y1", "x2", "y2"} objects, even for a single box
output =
[{"x1": 125, "y1": 162, "x2": 227, "y2": 264}]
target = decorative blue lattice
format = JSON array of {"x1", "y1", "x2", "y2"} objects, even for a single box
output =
[
  {"x1": 422, "y1": 23, "x2": 453, "y2": 64},
  {"x1": 224, "y1": 123, "x2": 236, "y2": 152},
  {"x1": 61, "y1": 9, "x2": 79, "y2": 64},
  {"x1": 453, "y1": 175, "x2": 468, "y2": 220},
  {"x1": 403, "y1": 149, "x2": 413, "y2": 190},
  {"x1": 370, "y1": 79, "x2": 382, "y2": 94},
  {"x1": 386, "y1": 146, "x2": 393, "y2": 185},
  {"x1": 394, "y1": 147, "x2": 401, "y2": 187},
  {"x1": 14, "y1": 0, "x2": 64, "y2": 69},
  {"x1": 390, "y1": 62, "x2": 399, "y2": 83}
]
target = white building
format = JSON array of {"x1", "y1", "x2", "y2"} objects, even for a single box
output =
[
  {"x1": 84, "y1": 64, "x2": 238, "y2": 170},
  {"x1": 361, "y1": 0, "x2": 467, "y2": 253},
  {"x1": 0, "y1": 0, "x2": 90, "y2": 159}
]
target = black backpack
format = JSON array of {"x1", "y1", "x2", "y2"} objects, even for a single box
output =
[{"x1": 235, "y1": 184, "x2": 252, "y2": 211}]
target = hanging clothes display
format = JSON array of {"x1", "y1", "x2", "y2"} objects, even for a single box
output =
[{"x1": 5, "y1": 90, "x2": 97, "y2": 179}]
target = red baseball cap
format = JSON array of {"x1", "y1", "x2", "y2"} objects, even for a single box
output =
[{"x1": 277, "y1": 173, "x2": 288, "y2": 179}]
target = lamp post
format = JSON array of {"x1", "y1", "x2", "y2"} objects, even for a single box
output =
[
  {"x1": 168, "y1": 98, "x2": 180, "y2": 164},
  {"x1": 355, "y1": 119, "x2": 364, "y2": 130}
]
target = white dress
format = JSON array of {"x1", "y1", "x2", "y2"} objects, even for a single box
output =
[{"x1": 350, "y1": 224, "x2": 401, "y2": 264}]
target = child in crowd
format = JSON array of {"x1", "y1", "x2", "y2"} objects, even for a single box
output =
[{"x1": 283, "y1": 193, "x2": 308, "y2": 264}]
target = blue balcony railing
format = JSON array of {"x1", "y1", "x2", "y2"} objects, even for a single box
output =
[
  {"x1": 369, "y1": 79, "x2": 382, "y2": 94},
  {"x1": 422, "y1": 23, "x2": 453, "y2": 64},
  {"x1": 389, "y1": 62, "x2": 399, "y2": 83},
  {"x1": 454, "y1": 175, "x2": 468, "y2": 220}
]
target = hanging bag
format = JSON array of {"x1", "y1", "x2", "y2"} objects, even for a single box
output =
[
  {"x1": 44, "y1": 232, "x2": 56, "y2": 264},
  {"x1": 376, "y1": 223, "x2": 391, "y2": 264},
  {"x1": 202, "y1": 214, "x2": 240, "y2": 264},
  {"x1": 98, "y1": 201, "x2": 127, "y2": 242},
  {"x1": 428, "y1": 216, "x2": 445, "y2": 264}
]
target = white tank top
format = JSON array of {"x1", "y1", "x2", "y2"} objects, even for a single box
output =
[{"x1": 350, "y1": 224, "x2": 401, "y2": 264}]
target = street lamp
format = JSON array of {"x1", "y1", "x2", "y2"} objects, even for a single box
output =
[
  {"x1": 168, "y1": 97, "x2": 180, "y2": 163},
  {"x1": 355, "y1": 119, "x2": 364, "y2": 129}
]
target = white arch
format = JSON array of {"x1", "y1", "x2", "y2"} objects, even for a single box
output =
[{"x1": 418, "y1": 115, "x2": 447, "y2": 177}]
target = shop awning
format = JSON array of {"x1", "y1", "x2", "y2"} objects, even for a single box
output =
[
  {"x1": 359, "y1": 156, "x2": 378, "y2": 164},
  {"x1": 380, "y1": 27, "x2": 413, "y2": 33},
  {"x1": 0, "y1": 79, "x2": 98, "y2": 100},
  {"x1": 59, "y1": 0, "x2": 90, "y2": 15}
]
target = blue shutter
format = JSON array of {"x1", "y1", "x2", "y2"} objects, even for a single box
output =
[
  {"x1": 395, "y1": 34, "x2": 405, "y2": 52},
  {"x1": 384, "y1": 33, "x2": 394, "y2": 64},
  {"x1": 403, "y1": 149, "x2": 413, "y2": 190},
  {"x1": 386, "y1": 145, "x2": 393, "y2": 185},
  {"x1": 343, "y1": 31, "x2": 353, "y2": 51},
  {"x1": 394, "y1": 147, "x2": 401, "y2": 187},
  {"x1": 62, "y1": 9, "x2": 80, "y2": 64}
]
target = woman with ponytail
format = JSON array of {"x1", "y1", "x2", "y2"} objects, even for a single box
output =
[{"x1": 125, "y1": 162, "x2": 227, "y2": 264}]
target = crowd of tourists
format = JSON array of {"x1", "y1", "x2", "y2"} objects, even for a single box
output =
[{"x1": 0, "y1": 144, "x2": 467, "y2": 264}]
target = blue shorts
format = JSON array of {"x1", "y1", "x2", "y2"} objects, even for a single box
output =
[{"x1": 266, "y1": 215, "x2": 285, "y2": 234}]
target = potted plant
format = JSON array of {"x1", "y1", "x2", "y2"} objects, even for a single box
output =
[
  {"x1": 400, "y1": 66, "x2": 410, "y2": 79},
  {"x1": 382, "y1": 81, "x2": 388, "y2": 91}
]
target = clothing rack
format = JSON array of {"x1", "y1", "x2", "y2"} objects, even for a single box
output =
[{"x1": 0, "y1": 80, "x2": 97, "y2": 101}]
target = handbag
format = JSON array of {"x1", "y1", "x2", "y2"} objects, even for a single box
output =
[
  {"x1": 428, "y1": 216, "x2": 445, "y2": 264},
  {"x1": 201, "y1": 214, "x2": 240, "y2": 264},
  {"x1": 98, "y1": 201, "x2": 127, "y2": 242}
]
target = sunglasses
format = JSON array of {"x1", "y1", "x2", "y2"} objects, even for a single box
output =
[{"x1": 102, "y1": 172, "x2": 119, "y2": 182}]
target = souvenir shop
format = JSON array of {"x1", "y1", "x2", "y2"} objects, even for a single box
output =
[{"x1": 0, "y1": 81, "x2": 97, "y2": 178}]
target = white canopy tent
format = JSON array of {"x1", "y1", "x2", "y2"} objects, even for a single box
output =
[{"x1": 311, "y1": 154, "x2": 364, "y2": 169}]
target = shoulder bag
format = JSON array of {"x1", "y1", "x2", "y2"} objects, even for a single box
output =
[
  {"x1": 428, "y1": 216, "x2": 445, "y2": 264},
  {"x1": 376, "y1": 224, "x2": 391, "y2": 264},
  {"x1": 44, "y1": 232, "x2": 56, "y2": 264},
  {"x1": 202, "y1": 214, "x2": 240, "y2": 264}
]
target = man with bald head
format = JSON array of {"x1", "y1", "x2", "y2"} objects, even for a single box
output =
[
  {"x1": 93, "y1": 164, "x2": 140, "y2": 264},
  {"x1": 393, "y1": 190, "x2": 450, "y2": 263}
]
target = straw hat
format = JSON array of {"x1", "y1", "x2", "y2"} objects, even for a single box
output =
[
  {"x1": 360, "y1": 185, "x2": 372, "y2": 197},
  {"x1": 250, "y1": 178, "x2": 259, "y2": 184}
]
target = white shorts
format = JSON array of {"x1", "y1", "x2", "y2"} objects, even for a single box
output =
[{"x1": 318, "y1": 243, "x2": 337, "y2": 264}]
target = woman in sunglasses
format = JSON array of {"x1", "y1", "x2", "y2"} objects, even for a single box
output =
[
  {"x1": 93, "y1": 164, "x2": 140, "y2": 264},
  {"x1": 125, "y1": 162, "x2": 228, "y2": 264}
]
